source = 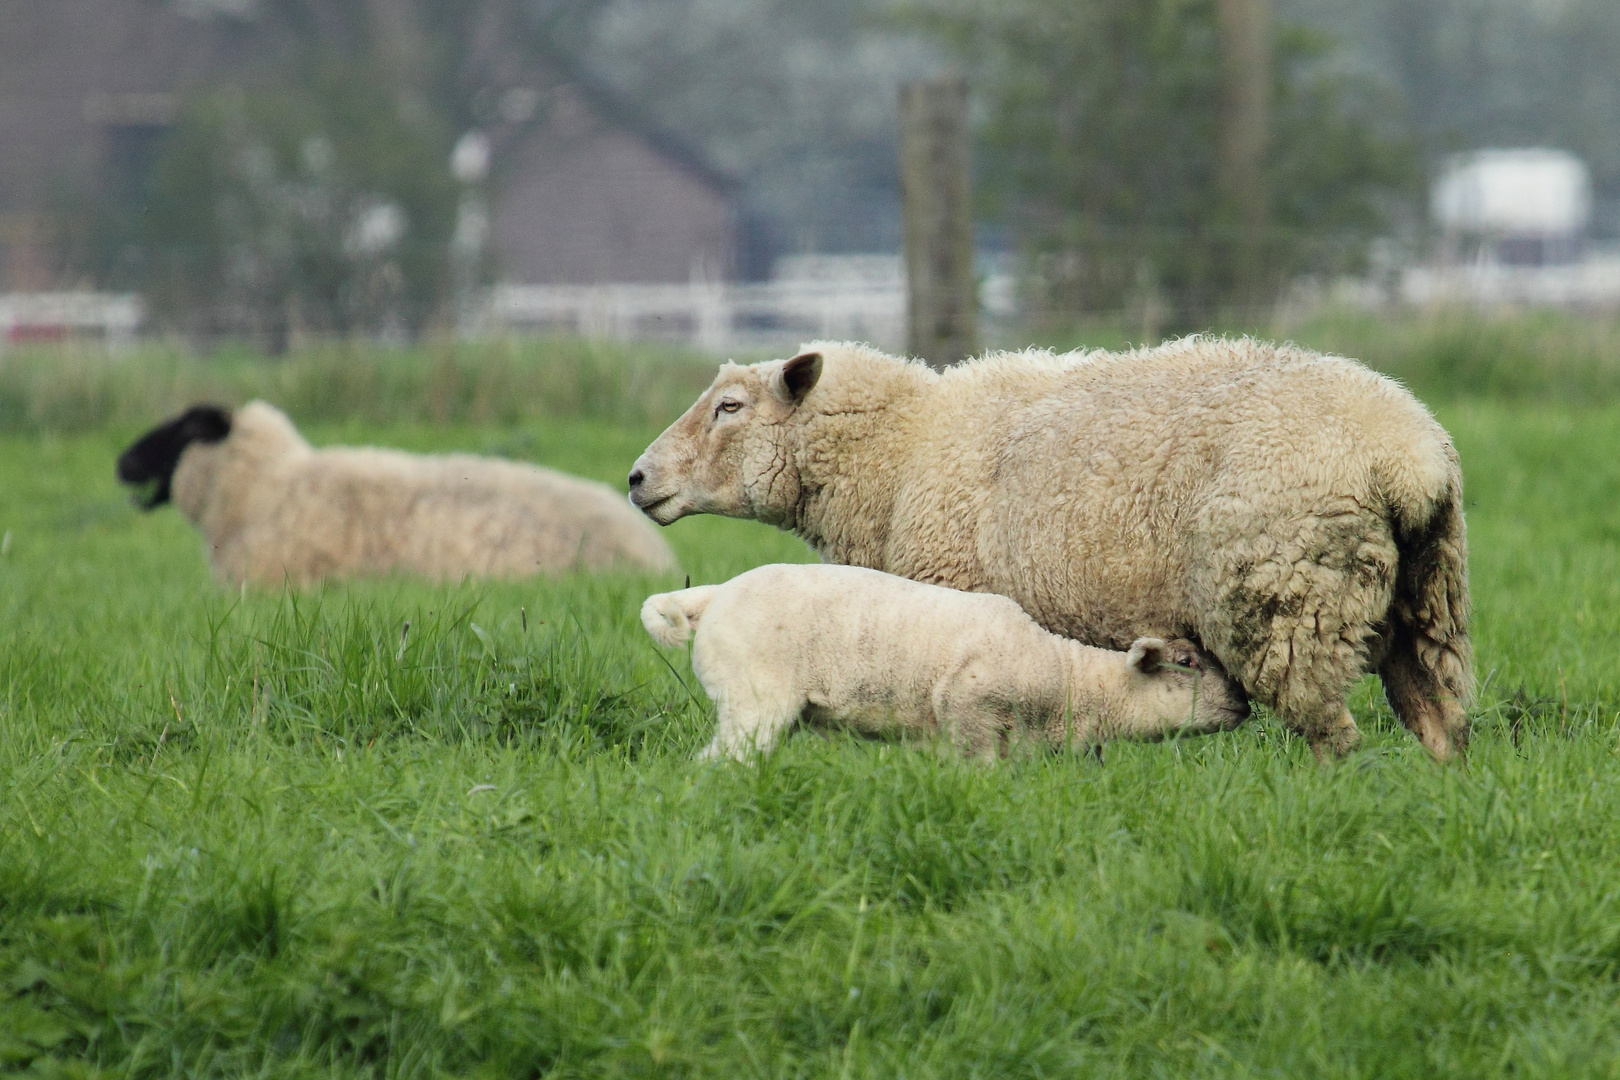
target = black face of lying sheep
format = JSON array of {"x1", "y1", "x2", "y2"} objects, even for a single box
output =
[{"x1": 117, "y1": 405, "x2": 233, "y2": 510}]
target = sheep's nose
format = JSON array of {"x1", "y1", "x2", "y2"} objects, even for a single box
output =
[{"x1": 627, "y1": 468, "x2": 645, "y2": 489}]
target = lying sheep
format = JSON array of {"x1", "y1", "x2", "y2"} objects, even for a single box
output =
[
  {"x1": 628, "y1": 337, "x2": 1472, "y2": 761},
  {"x1": 117, "y1": 401, "x2": 676, "y2": 586},
  {"x1": 642, "y1": 563, "x2": 1249, "y2": 761}
]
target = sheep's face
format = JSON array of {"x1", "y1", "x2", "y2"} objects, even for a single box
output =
[
  {"x1": 1126, "y1": 637, "x2": 1251, "y2": 735},
  {"x1": 116, "y1": 404, "x2": 233, "y2": 510},
  {"x1": 629, "y1": 352, "x2": 822, "y2": 526}
]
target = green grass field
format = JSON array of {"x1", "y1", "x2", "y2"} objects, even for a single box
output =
[{"x1": 5, "y1": 379, "x2": 1620, "y2": 1075}]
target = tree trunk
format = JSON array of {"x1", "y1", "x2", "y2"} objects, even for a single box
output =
[{"x1": 1216, "y1": 0, "x2": 1271, "y2": 308}]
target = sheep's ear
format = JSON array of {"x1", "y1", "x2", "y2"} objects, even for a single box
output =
[
  {"x1": 770, "y1": 351, "x2": 823, "y2": 406},
  {"x1": 1126, "y1": 637, "x2": 1168, "y2": 673},
  {"x1": 181, "y1": 404, "x2": 233, "y2": 444}
]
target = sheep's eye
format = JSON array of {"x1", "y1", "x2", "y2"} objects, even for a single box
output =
[{"x1": 716, "y1": 400, "x2": 743, "y2": 415}]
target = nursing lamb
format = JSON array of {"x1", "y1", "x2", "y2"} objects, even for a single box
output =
[
  {"x1": 118, "y1": 401, "x2": 675, "y2": 586},
  {"x1": 642, "y1": 563, "x2": 1249, "y2": 760},
  {"x1": 628, "y1": 337, "x2": 1472, "y2": 760}
]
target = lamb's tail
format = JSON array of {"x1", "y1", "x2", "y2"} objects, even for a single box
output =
[
  {"x1": 1381, "y1": 439, "x2": 1474, "y2": 759},
  {"x1": 640, "y1": 586, "x2": 719, "y2": 648}
]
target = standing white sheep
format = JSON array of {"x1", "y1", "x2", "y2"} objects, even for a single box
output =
[
  {"x1": 628, "y1": 337, "x2": 1472, "y2": 760},
  {"x1": 642, "y1": 563, "x2": 1249, "y2": 761},
  {"x1": 117, "y1": 401, "x2": 676, "y2": 586}
]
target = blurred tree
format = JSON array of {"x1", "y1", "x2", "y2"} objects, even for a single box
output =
[
  {"x1": 265, "y1": 0, "x2": 941, "y2": 258},
  {"x1": 576, "y1": 0, "x2": 939, "y2": 254},
  {"x1": 261, "y1": 0, "x2": 613, "y2": 127},
  {"x1": 76, "y1": 0, "x2": 935, "y2": 328},
  {"x1": 912, "y1": 0, "x2": 1415, "y2": 328},
  {"x1": 83, "y1": 0, "x2": 609, "y2": 347},
  {"x1": 130, "y1": 62, "x2": 457, "y2": 349},
  {"x1": 1281, "y1": 0, "x2": 1620, "y2": 238}
]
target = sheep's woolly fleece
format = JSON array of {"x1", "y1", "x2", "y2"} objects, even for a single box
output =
[
  {"x1": 628, "y1": 336, "x2": 1471, "y2": 760},
  {"x1": 642, "y1": 563, "x2": 1249, "y2": 761},
  {"x1": 151, "y1": 401, "x2": 675, "y2": 586}
]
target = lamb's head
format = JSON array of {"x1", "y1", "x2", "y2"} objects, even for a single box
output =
[
  {"x1": 628, "y1": 351, "x2": 823, "y2": 526},
  {"x1": 1125, "y1": 637, "x2": 1251, "y2": 735},
  {"x1": 116, "y1": 404, "x2": 233, "y2": 510}
]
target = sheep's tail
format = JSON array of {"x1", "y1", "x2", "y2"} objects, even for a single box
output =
[
  {"x1": 640, "y1": 586, "x2": 718, "y2": 648},
  {"x1": 1381, "y1": 441, "x2": 1474, "y2": 759}
]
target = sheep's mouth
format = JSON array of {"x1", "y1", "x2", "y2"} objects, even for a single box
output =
[{"x1": 630, "y1": 490, "x2": 681, "y2": 523}]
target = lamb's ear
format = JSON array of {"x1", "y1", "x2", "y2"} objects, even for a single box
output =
[
  {"x1": 769, "y1": 351, "x2": 823, "y2": 406},
  {"x1": 1126, "y1": 637, "x2": 1168, "y2": 674}
]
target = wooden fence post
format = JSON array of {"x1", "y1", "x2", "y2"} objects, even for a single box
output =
[
  {"x1": 899, "y1": 76, "x2": 976, "y2": 369},
  {"x1": 1216, "y1": 0, "x2": 1271, "y2": 306}
]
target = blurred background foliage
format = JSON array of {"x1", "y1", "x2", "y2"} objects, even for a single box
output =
[
  {"x1": 47, "y1": 0, "x2": 1620, "y2": 342},
  {"x1": 7, "y1": 310, "x2": 1620, "y2": 440},
  {"x1": 114, "y1": 66, "x2": 456, "y2": 348},
  {"x1": 0, "y1": 337, "x2": 720, "y2": 436},
  {"x1": 1286, "y1": 0, "x2": 1620, "y2": 193},
  {"x1": 909, "y1": 0, "x2": 1416, "y2": 329}
]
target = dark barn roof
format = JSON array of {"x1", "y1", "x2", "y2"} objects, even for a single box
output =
[{"x1": 480, "y1": 56, "x2": 745, "y2": 284}]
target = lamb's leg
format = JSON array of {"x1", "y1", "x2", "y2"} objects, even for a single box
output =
[
  {"x1": 933, "y1": 704, "x2": 1003, "y2": 761},
  {"x1": 932, "y1": 668, "x2": 1008, "y2": 761},
  {"x1": 698, "y1": 687, "x2": 805, "y2": 762}
]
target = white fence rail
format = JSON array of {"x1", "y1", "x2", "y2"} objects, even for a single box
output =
[
  {"x1": 0, "y1": 293, "x2": 144, "y2": 352},
  {"x1": 483, "y1": 278, "x2": 910, "y2": 354},
  {"x1": 1401, "y1": 256, "x2": 1620, "y2": 309}
]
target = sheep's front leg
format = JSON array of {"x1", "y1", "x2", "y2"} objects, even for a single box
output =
[{"x1": 698, "y1": 687, "x2": 805, "y2": 762}]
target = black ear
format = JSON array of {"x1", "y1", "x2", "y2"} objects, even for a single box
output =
[
  {"x1": 116, "y1": 404, "x2": 233, "y2": 509},
  {"x1": 770, "y1": 351, "x2": 823, "y2": 406},
  {"x1": 180, "y1": 404, "x2": 232, "y2": 444}
]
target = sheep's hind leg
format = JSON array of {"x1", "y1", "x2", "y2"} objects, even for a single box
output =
[
  {"x1": 1378, "y1": 497, "x2": 1473, "y2": 762},
  {"x1": 1379, "y1": 626, "x2": 1469, "y2": 762}
]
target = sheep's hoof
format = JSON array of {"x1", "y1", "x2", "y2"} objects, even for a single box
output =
[
  {"x1": 1307, "y1": 710, "x2": 1363, "y2": 760},
  {"x1": 1421, "y1": 726, "x2": 1468, "y2": 764}
]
